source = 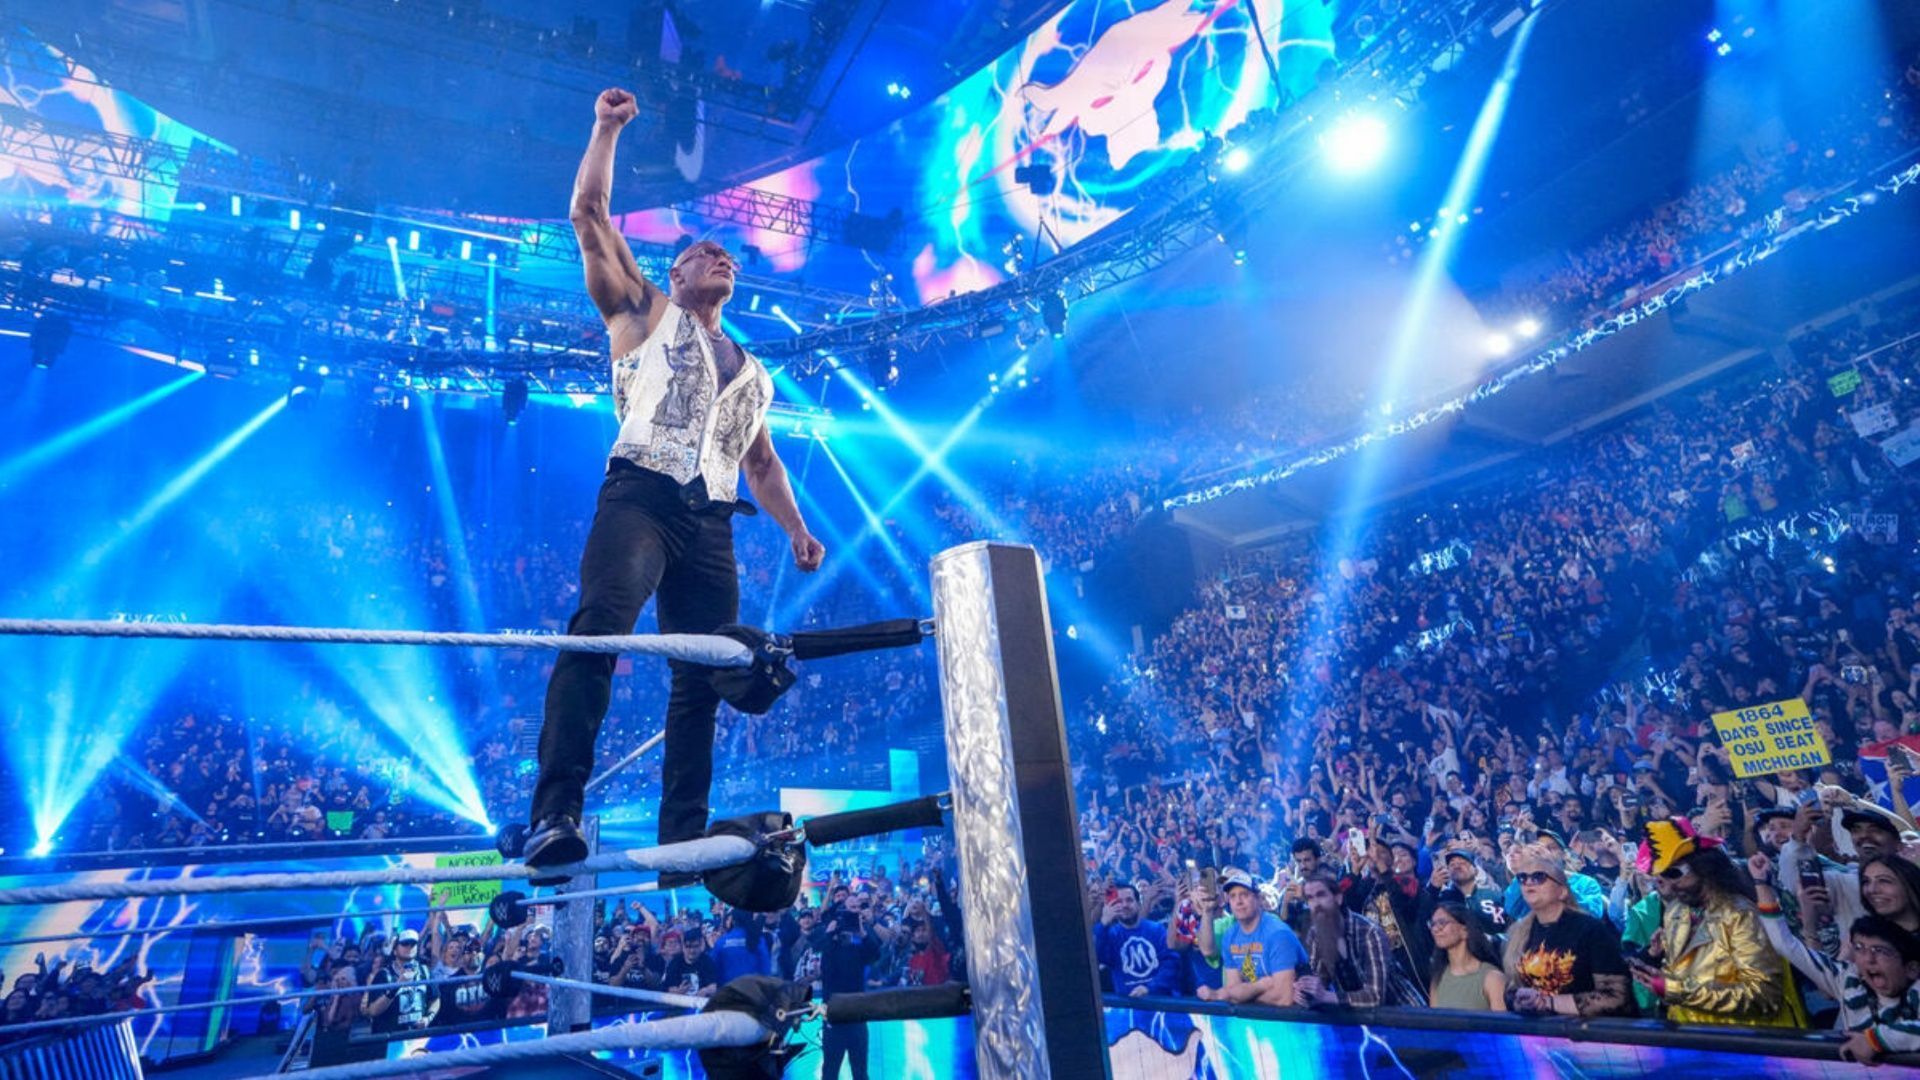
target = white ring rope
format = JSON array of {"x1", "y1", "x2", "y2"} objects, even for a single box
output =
[
  {"x1": 0, "y1": 897, "x2": 497, "y2": 949},
  {"x1": 0, "y1": 619, "x2": 756, "y2": 666},
  {"x1": 0, "y1": 835, "x2": 758, "y2": 906},
  {"x1": 0, "y1": 973, "x2": 481, "y2": 1039},
  {"x1": 269, "y1": 1010, "x2": 771, "y2": 1080},
  {"x1": 511, "y1": 971, "x2": 709, "y2": 1012}
]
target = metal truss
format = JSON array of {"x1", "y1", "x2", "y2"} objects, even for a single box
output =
[{"x1": 676, "y1": 186, "x2": 903, "y2": 254}]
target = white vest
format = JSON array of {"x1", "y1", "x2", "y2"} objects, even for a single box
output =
[{"x1": 609, "y1": 303, "x2": 772, "y2": 503}]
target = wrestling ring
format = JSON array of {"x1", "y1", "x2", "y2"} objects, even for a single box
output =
[{"x1": 0, "y1": 543, "x2": 1103, "y2": 1080}]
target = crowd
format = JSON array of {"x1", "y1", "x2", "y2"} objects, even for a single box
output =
[
  {"x1": 1063, "y1": 276, "x2": 1920, "y2": 1059},
  {"x1": 0, "y1": 954, "x2": 154, "y2": 1031},
  {"x1": 273, "y1": 845, "x2": 966, "y2": 1070}
]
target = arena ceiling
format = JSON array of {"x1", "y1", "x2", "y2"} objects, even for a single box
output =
[
  {"x1": 1167, "y1": 200, "x2": 1920, "y2": 547},
  {"x1": 14, "y1": 0, "x2": 1069, "y2": 216}
]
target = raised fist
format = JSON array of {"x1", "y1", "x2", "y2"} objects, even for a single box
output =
[{"x1": 595, "y1": 88, "x2": 639, "y2": 127}]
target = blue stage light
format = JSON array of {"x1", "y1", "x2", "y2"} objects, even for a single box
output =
[
  {"x1": 1320, "y1": 113, "x2": 1390, "y2": 175},
  {"x1": 1223, "y1": 145, "x2": 1253, "y2": 174}
]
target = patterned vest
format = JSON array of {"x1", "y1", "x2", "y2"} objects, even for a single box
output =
[{"x1": 609, "y1": 302, "x2": 772, "y2": 503}]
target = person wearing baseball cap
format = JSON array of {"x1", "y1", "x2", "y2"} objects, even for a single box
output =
[
  {"x1": 1756, "y1": 844, "x2": 1920, "y2": 1067},
  {"x1": 366, "y1": 927, "x2": 437, "y2": 1034},
  {"x1": 1436, "y1": 848, "x2": 1509, "y2": 937},
  {"x1": 1197, "y1": 869, "x2": 1305, "y2": 1007}
]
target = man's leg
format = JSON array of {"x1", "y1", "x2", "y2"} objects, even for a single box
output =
[
  {"x1": 819, "y1": 1022, "x2": 849, "y2": 1080},
  {"x1": 529, "y1": 479, "x2": 674, "y2": 843},
  {"x1": 653, "y1": 510, "x2": 738, "y2": 846},
  {"x1": 845, "y1": 1020, "x2": 870, "y2": 1080}
]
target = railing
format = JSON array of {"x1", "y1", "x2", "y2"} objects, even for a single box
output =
[{"x1": 1113, "y1": 994, "x2": 1920, "y2": 1067}]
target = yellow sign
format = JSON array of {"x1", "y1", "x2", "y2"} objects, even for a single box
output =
[
  {"x1": 431, "y1": 851, "x2": 504, "y2": 909},
  {"x1": 1711, "y1": 698, "x2": 1831, "y2": 778}
]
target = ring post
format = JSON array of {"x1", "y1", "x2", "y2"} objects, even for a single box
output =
[
  {"x1": 930, "y1": 542, "x2": 1107, "y2": 1080},
  {"x1": 548, "y1": 814, "x2": 600, "y2": 1032}
]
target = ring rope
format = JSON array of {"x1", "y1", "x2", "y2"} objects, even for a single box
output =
[
  {"x1": 510, "y1": 971, "x2": 709, "y2": 1012},
  {"x1": 0, "y1": 834, "x2": 759, "y2": 906},
  {"x1": 0, "y1": 898, "x2": 497, "y2": 950},
  {"x1": 270, "y1": 1010, "x2": 771, "y2": 1080},
  {"x1": 0, "y1": 619, "x2": 755, "y2": 666},
  {"x1": 0, "y1": 973, "x2": 481, "y2": 1040}
]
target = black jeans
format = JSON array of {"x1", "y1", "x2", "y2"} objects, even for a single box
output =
[
  {"x1": 820, "y1": 1020, "x2": 869, "y2": 1080},
  {"x1": 531, "y1": 464, "x2": 739, "y2": 846}
]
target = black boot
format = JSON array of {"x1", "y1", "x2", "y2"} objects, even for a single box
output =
[{"x1": 522, "y1": 814, "x2": 588, "y2": 882}]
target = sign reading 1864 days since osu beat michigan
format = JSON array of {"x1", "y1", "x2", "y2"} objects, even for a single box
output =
[{"x1": 1710, "y1": 697, "x2": 1832, "y2": 778}]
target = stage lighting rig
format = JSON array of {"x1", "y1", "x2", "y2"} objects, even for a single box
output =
[
  {"x1": 1041, "y1": 291, "x2": 1068, "y2": 339},
  {"x1": 864, "y1": 343, "x2": 899, "y2": 390},
  {"x1": 28, "y1": 313, "x2": 71, "y2": 369},
  {"x1": 502, "y1": 377, "x2": 530, "y2": 424}
]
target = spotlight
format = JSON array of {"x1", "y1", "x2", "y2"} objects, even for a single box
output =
[
  {"x1": 29, "y1": 313, "x2": 72, "y2": 369},
  {"x1": 1484, "y1": 332, "x2": 1513, "y2": 356},
  {"x1": 288, "y1": 369, "x2": 324, "y2": 407},
  {"x1": 29, "y1": 838, "x2": 51, "y2": 858},
  {"x1": 864, "y1": 344, "x2": 898, "y2": 390},
  {"x1": 1515, "y1": 316, "x2": 1542, "y2": 339},
  {"x1": 1040, "y1": 291, "x2": 1067, "y2": 339},
  {"x1": 1222, "y1": 145, "x2": 1253, "y2": 174},
  {"x1": 1320, "y1": 113, "x2": 1390, "y2": 175},
  {"x1": 502, "y1": 377, "x2": 529, "y2": 424}
]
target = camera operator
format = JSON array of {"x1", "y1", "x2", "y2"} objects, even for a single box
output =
[{"x1": 811, "y1": 888, "x2": 895, "y2": 1080}]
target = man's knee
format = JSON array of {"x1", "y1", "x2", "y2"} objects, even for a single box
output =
[{"x1": 567, "y1": 602, "x2": 639, "y2": 637}]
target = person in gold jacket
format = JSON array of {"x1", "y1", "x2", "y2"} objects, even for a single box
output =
[{"x1": 1630, "y1": 816, "x2": 1801, "y2": 1028}]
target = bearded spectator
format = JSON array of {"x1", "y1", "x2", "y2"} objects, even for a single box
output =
[
  {"x1": 1630, "y1": 818, "x2": 1798, "y2": 1027},
  {"x1": 1502, "y1": 846, "x2": 1630, "y2": 1017},
  {"x1": 1293, "y1": 872, "x2": 1392, "y2": 1008}
]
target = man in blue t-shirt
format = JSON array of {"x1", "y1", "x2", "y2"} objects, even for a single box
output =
[
  {"x1": 1199, "y1": 869, "x2": 1303, "y2": 1007},
  {"x1": 1095, "y1": 883, "x2": 1177, "y2": 997},
  {"x1": 711, "y1": 910, "x2": 772, "y2": 983}
]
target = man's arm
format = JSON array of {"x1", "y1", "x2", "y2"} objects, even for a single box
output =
[
  {"x1": 570, "y1": 89, "x2": 665, "y2": 334},
  {"x1": 742, "y1": 427, "x2": 824, "y2": 571}
]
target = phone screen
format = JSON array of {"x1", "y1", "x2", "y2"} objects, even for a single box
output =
[{"x1": 1200, "y1": 867, "x2": 1219, "y2": 895}]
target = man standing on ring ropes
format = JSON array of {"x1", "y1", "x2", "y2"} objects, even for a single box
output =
[{"x1": 523, "y1": 87, "x2": 826, "y2": 873}]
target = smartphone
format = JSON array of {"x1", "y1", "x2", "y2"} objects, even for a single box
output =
[{"x1": 1200, "y1": 867, "x2": 1219, "y2": 896}]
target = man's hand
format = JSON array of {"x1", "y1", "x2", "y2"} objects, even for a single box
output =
[
  {"x1": 790, "y1": 530, "x2": 825, "y2": 572},
  {"x1": 1292, "y1": 974, "x2": 1331, "y2": 1006},
  {"x1": 1128, "y1": 985, "x2": 1149, "y2": 998},
  {"x1": 1630, "y1": 960, "x2": 1666, "y2": 998},
  {"x1": 594, "y1": 88, "x2": 639, "y2": 128}
]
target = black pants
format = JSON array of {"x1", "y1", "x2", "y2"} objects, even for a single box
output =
[
  {"x1": 531, "y1": 464, "x2": 739, "y2": 846},
  {"x1": 820, "y1": 1020, "x2": 869, "y2": 1080}
]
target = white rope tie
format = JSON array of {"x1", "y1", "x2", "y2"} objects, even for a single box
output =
[
  {"x1": 0, "y1": 835, "x2": 758, "y2": 906},
  {"x1": 273, "y1": 1010, "x2": 771, "y2": 1080},
  {"x1": 0, "y1": 618, "x2": 756, "y2": 666}
]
